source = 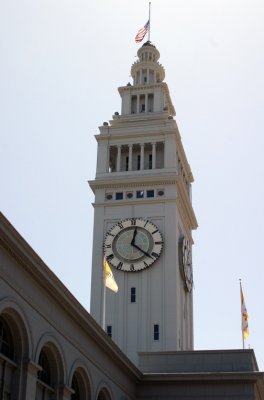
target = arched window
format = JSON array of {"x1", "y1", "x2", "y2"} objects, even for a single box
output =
[
  {"x1": 38, "y1": 349, "x2": 51, "y2": 385},
  {"x1": 71, "y1": 368, "x2": 91, "y2": 400},
  {"x1": 0, "y1": 316, "x2": 14, "y2": 359},
  {"x1": 97, "y1": 387, "x2": 111, "y2": 400},
  {"x1": 71, "y1": 374, "x2": 81, "y2": 399},
  {"x1": 0, "y1": 314, "x2": 22, "y2": 399},
  {"x1": 36, "y1": 346, "x2": 57, "y2": 399}
]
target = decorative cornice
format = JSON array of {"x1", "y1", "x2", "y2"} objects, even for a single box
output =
[
  {"x1": 175, "y1": 130, "x2": 194, "y2": 183},
  {"x1": 89, "y1": 174, "x2": 178, "y2": 191},
  {"x1": 118, "y1": 82, "x2": 165, "y2": 94},
  {"x1": 176, "y1": 178, "x2": 198, "y2": 231},
  {"x1": 92, "y1": 198, "x2": 177, "y2": 209},
  {"x1": 140, "y1": 371, "x2": 264, "y2": 383},
  {"x1": 89, "y1": 180, "x2": 177, "y2": 190},
  {"x1": 176, "y1": 196, "x2": 191, "y2": 236},
  {"x1": 97, "y1": 121, "x2": 176, "y2": 140}
]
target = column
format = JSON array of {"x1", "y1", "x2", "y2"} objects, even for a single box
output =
[
  {"x1": 140, "y1": 143, "x2": 145, "y2": 170},
  {"x1": 116, "y1": 145, "x2": 121, "y2": 172},
  {"x1": 164, "y1": 135, "x2": 176, "y2": 168},
  {"x1": 145, "y1": 94, "x2": 148, "y2": 113},
  {"x1": 136, "y1": 94, "x2": 140, "y2": 114},
  {"x1": 96, "y1": 141, "x2": 109, "y2": 174},
  {"x1": 152, "y1": 142, "x2": 156, "y2": 169},
  {"x1": 128, "y1": 144, "x2": 133, "y2": 171}
]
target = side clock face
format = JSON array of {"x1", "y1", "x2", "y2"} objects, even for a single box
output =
[
  {"x1": 179, "y1": 236, "x2": 193, "y2": 292},
  {"x1": 104, "y1": 218, "x2": 163, "y2": 272}
]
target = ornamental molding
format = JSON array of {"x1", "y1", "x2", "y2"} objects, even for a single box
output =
[
  {"x1": 96, "y1": 132, "x2": 167, "y2": 143},
  {"x1": 96, "y1": 127, "x2": 178, "y2": 142},
  {"x1": 175, "y1": 130, "x2": 194, "y2": 183},
  {"x1": 88, "y1": 172, "x2": 179, "y2": 191},
  {"x1": 130, "y1": 60, "x2": 165, "y2": 75},
  {"x1": 176, "y1": 178, "x2": 198, "y2": 231},
  {"x1": 119, "y1": 82, "x2": 165, "y2": 94},
  {"x1": 176, "y1": 197, "x2": 194, "y2": 242},
  {"x1": 92, "y1": 198, "x2": 177, "y2": 208},
  {"x1": 89, "y1": 177, "x2": 177, "y2": 191}
]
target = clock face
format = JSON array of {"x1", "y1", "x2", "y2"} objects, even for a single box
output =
[
  {"x1": 179, "y1": 236, "x2": 193, "y2": 292},
  {"x1": 104, "y1": 218, "x2": 163, "y2": 272}
]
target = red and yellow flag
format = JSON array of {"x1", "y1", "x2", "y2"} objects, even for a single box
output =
[
  {"x1": 240, "y1": 285, "x2": 249, "y2": 339},
  {"x1": 103, "y1": 258, "x2": 118, "y2": 293}
]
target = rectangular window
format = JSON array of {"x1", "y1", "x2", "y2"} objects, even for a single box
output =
[
  {"x1": 136, "y1": 190, "x2": 144, "y2": 198},
  {"x1": 125, "y1": 156, "x2": 129, "y2": 171},
  {"x1": 147, "y1": 190, "x2": 154, "y2": 198},
  {"x1": 115, "y1": 192, "x2": 123, "y2": 200},
  {"x1": 149, "y1": 154, "x2": 152, "y2": 169},
  {"x1": 131, "y1": 287, "x2": 136, "y2": 303},
  {"x1": 137, "y1": 155, "x2": 141, "y2": 170},
  {"x1": 154, "y1": 324, "x2": 159, "y2": 341},
  {"x1": 106, "y1": 325, "x2": 112, "y2": 338}
]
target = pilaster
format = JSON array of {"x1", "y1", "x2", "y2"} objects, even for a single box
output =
[{"x1": 23, "y1": 359, "x2": 41, "y2": 399}]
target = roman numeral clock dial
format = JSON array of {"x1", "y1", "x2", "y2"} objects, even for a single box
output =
[
  {"x1": 178, "y1": 236, "x2": 193, "y2": 292},
  {"x1": 103, "y1": 218, "x2": 163, "y2": 272}
]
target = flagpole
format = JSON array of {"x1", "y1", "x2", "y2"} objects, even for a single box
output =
[
  {"x1": 148, "y1": 2, "x2": 151, "y2": 41},
  {"x1": 102, "y1": 256, "x2": 106, "y2": 331},
  {"x1": 239, "y1": 279, "x2": 245, "y2": 349}
]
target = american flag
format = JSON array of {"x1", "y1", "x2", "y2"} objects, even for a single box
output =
[{"x1": 135, "y1": 20, "x2": 149, "y2": 43}]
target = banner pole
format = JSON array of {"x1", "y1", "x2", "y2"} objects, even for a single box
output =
[
  {"x1": 148, "y1": 2, "x2": 151, "y2": 41},
  {"x1": 101, "y1": 257, "x2": 106, "y2": 330},
  {"x1": 240, "y1": 279, "x2": 245, "y2": 349}
]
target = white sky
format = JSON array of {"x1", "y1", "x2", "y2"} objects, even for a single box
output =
[{"x1": 1, "y1": 0, "x2": 264, "y2": 370}]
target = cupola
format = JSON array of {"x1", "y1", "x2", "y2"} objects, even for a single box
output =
[{"x1": 131, "y1": 41, "x2": 165, "y2": 85}]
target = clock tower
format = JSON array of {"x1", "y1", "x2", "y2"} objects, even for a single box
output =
[{"x1": 89, "y1": 41, "x2": 198, "y2": 365}]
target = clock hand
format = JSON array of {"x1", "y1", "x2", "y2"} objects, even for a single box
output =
[
  {"x1": 131, "y1": 242, "x2": 153, "y2": 259},
  {"x1": 131, "y1": 227, "x2": 137, "y2": 245}
]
